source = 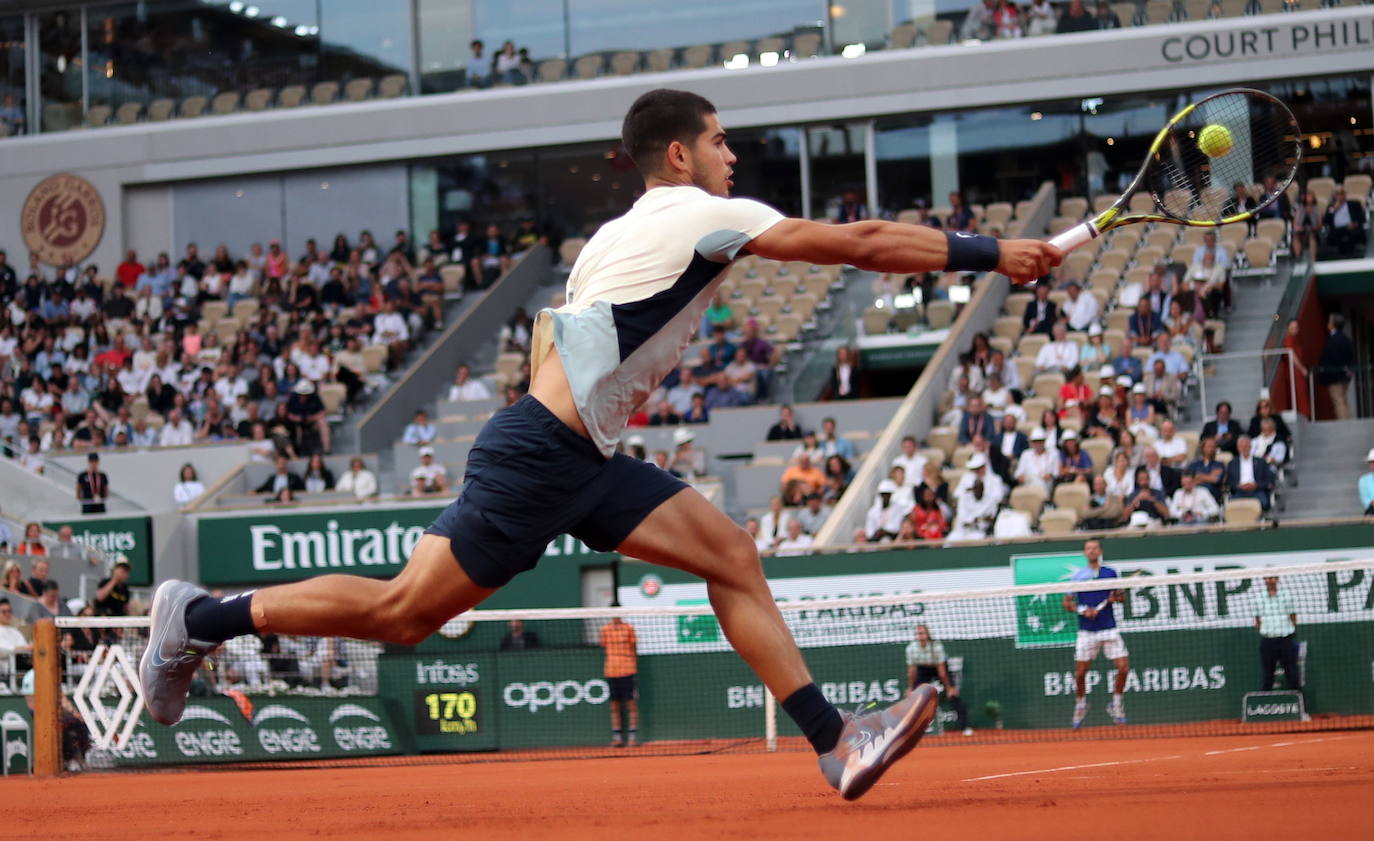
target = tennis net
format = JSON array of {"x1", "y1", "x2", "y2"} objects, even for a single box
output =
[{"x1": 19, "y1": 559, "x2": 1374, "y2": 772}]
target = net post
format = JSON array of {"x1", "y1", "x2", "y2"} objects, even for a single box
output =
[
  {"x1": 32, "y1": 618, "x2": 62, "y2": 778},
  {"x1": 764, "y1": 688, "x2": 777, "y2": 752}
]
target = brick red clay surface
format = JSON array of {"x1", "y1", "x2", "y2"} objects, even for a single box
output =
[{"x1": 13, "y1": 729, "x2": 1373, "y2": 841}]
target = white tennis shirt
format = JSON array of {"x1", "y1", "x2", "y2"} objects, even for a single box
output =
[{"x1": 532, "y1": 186, "x2": 784, "y2": 457}]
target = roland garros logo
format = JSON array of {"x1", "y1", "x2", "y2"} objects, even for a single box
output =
[{"x1": 21, "y1": 173, "x2": 106, "y2": 266}]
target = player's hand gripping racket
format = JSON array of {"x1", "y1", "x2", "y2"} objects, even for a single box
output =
[{"x1": 1050, "y1": 88, "x2": 1302, "y2": 254}]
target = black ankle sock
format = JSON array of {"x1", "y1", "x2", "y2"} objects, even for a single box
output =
[
  {"x1": 184, "y1": 591, "x2": 257, "y2": 643},
  {"x1": 781, "y1": 683, "x2": 843, "y2": 755}
]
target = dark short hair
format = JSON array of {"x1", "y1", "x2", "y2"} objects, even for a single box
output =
[
  {"x1": 87, "y1": 452, "x2": 100, "y2": 461},
  {"x1": 114, "y1": 560, "x2": 131, "y2": 570},
  {"x1": 1215, "y1": 400, "x2": 1232, "y2": 413},
  {"x1": 621, "y1": 89, "x2": 717, "y2": 176},
  {"x1": 43, "y1": 580, "x2": 60, "y2": 593}
]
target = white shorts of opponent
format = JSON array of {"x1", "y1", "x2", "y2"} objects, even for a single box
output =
[{"x1": 1074, "y1": 628, "x2": 1128, "y2": 662}]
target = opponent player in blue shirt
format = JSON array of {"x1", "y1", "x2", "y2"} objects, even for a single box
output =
[
  {"x1": 1061, "y1": 538, "x2": 1130, "y2": 727},
  {"x1": 140, "y1": 88, "x2": 1060, "y2": 799}
]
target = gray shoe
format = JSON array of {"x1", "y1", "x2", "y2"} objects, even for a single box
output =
[
  {"x1": 818, "y1": 684, "x2": 939, "y2": 800},
  {"x1": 139, "y1": 580, "x2": 217, "y2": 726}
]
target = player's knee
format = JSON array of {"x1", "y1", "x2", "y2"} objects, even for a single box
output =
[
  {"x1": 378, "y1": 584, "x2": 447, "y2": 645},
  {"x1": 720, "y1": 527, "x2": 763, "y2": 583}
]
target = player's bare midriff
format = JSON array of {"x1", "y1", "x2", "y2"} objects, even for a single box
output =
[{"x1": 527, "y1": 349, "x2": 592, "y2": 439}]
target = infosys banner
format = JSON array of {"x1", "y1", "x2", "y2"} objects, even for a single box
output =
[
  {"x1": 196, "y1": 505, "x2": 607, "y2": 585},
  {"x1": 43, "y1": 515, "x2": 153, "y2": 585},
  {"x1": 97, "y1": 696, "x2": 401, "y2": 767}
]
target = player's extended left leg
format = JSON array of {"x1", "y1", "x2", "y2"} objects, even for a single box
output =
[
  {"x1": 616, "y1": 488, "x2": 937, "y2": 799},
  {"x1": 1109, "y1": 655, "x2": 1130, "y2": 724}
]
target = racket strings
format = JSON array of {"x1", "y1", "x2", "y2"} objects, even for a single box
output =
[{"x1": 1147, "y1": 91, "x2": 1300, "y2": 224}]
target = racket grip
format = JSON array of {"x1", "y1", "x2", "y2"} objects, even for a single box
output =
[{"x1": 1049, "y1": 221, "x2": 1100, "y2": 253}]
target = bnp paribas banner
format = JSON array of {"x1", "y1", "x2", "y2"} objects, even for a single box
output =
[
  {"x1": 617, "y1": 546, "x2": 1374, "y2": 656},
  {"x1": 196, "y1": 504, "x2": 609, "y2": 585},
  {"x1": 43, "y1": 515, "x2": 154, "y2": 585},
  {"x1": 95, "y1": 696, "x2": 401, "y2": 766}
]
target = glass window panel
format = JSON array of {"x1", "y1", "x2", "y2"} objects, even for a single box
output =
[
  {"x1": 807, "y1": 123, "x2": 868, "y2": 219},
  {"x1": 728, "y1": 126, "x2": 803, "y2": 218},
  {"x1": 0, "y1": 15, "x2": 25, "y2": 136},
  {"x1": 875, "y1": 115, "x2": 934, "y2": 215},
  {"x1": 38, "y1": 9, "x2": 83, "y2": 132},
  {"x1": 536, "y1": 141, "x2": 638, "y2": 239},
  {"x1": 566, "y1": 0, "x2": 819, "y2": 59},
  {"x1": 319, "y1": 0, "x2": 411, "y2": 80},
  {"x1": 831, "y1": 0, "x2": 895, "y2": 48}
]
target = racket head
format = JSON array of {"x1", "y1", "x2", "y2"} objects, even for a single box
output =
[{"x1": 1091, "y1": 88, "x2": 1301, "y2": 234}]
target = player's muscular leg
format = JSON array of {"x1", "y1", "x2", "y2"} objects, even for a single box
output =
[
  {"x1": 1112, "y1": 657, "x2": 1130, "y2": 694},
  {"x1": 250, "y1": 534, "x2": 496, "y2": 645},
  {"x1": 1074, "y1": 661, "x2": 1090, "y2": 696},
  {"x1": 617, "y1": 489, "x2": 814, "y2": 700}
]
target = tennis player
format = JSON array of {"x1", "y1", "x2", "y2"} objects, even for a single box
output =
[
  {"x1": 142, "y1": 88, "x2": 1060, "y2": 799},
  {"x1": 1061, "y1": 539, "x2": 1130, "y2": 728}
]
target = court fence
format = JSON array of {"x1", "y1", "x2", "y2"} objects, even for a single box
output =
[{"x1": 13, "y1": 559, "x2": 1374, "y2": 775}]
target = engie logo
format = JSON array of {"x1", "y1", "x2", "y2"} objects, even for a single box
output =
[
  {"x1": 174, "y1": 705, "x2": 243, "y2": 758},
  {"x1": 503, "y1": 679, "x2": 610, "y2": 713},
  {"x1": 329, "y1": 703, "x2": 393, "y2": 752},
  {"x1": 253, "y1": 704, "x2": 321, "y2": 754}
]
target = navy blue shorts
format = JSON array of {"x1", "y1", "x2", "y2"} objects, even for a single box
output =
[{"x1": 426, "y1": 395, "x2": 688, "y2": 588}]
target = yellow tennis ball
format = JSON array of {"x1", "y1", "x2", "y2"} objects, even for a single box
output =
[{"x1": 1198, "y1": 124, "x2": 1233, "y2": 158}]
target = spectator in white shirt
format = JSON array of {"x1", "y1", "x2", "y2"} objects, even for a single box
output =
[
  {"x1": 1252, "y1": 417, "x2": 1288, "y2": 467},
  {"x1": 373, "y1": 299, "x2": 410, "y2": 344},
  {"x1": 1035, "y1": 323, "x2": 1079, "y2": 373},
  {"x1": 295, "y1": 341, "x2": 331, "y2": 383},
  {"x1": 745, "y1": 518, "x2": 770, "y2": 553},
  {"x1": 336, "y1": 456, "x2": 379, "y2": 499},
  {"x1": 774, "y1": 518, "x2": 814, "y2": 557},
  {"x1": 448, "y1": 363, "x2": 493, "y2": 402},
  {"x1": 955, "y1": 452, "x2": 1007, "y2": 504},
  {"x1": 758, "y1": 496, "x2": 792, "y2": 549},
  {"x1": 173, "y1": 463, "x2": 205, "y2": 506},
  {"x1": 1063, "y1": 281, "x2": 1099, "y2": 331},
  {"x1": 947, "y1": 477, "x2": 999, "y2": 542},
  {"x1": 213, "y1": 363, "x2": 249, "y2": 405},
  {"x1": 1169, "y1": 472, "x2": 1220, "y2": 524},
  {"x1": 402, "y1": 410, "x2": 436, "y2": 446},
  {"x1": 409, "y1": 447, "x2": 448, "y2": 494},
  {"x1": 1014, "y1": 428, "x2": 1058, "y2": 494},
  {"x1": 981, "y1": 373, "x2": 1014, "y2": 417},
  {"x1": 18, "y1": 436, "x2": 45, "y2": 474},
  {"x1": 865, "y1": 479, "x2": 912, "y2": 541},
  {"x1": 158, "y1": 408, "x2": 195, "y2": 447},
  {"x1": 891, "y1": 436, "x2": 926, "y2": 488},
  {"x1": 1190, "y1": 230, "x2": 1231, "y2": 275},
  {"x1": 1153, "y1": 419, "x2": 1189, "y2": 467}
]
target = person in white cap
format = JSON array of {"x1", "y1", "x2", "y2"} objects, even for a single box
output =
[
  {"x1": 955, "y1": 451, "x2": 1006, "y2": 503},
  {"x1": 1079, "y1": 322, "x2": 1111, "y2": 368},
  {"x1": 1359, "y1": 448, "x2": 1374, "y2": 516},
  {"x1": 409, "y1": 446, "x2": 448, "y2": 494},
  {"x1": 865, "y1": 478, "x2": 911, "y2": 541},
  {"x1": 947, "y1": 472, "x2": 999, "y2": 541},
  {"x1": 1014, "y1": 428, "x2": 1057, "y2": 494},
  {"x1": 669, "y1": 427, "x2": 705, "y2": 479}
]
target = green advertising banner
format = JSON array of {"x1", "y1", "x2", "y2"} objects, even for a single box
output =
[
  {"x1": 43, "y1": 515, "x2": 154, "y2": 585},
  {"x1": 1012, "y1": 552, "x2": 1091, "y2": 648},
  {"x1": 2, "y1": 698, "x2": 31, "y2": 774},
  {"x1": 96, "y1": 695, "x2": 401, "y2": 767},
  {"x1": 196, "y1": 505, "x2": 614, "y2": 587}
]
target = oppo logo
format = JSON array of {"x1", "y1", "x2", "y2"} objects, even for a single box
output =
[{"x1": 502, "y1": 679, "x2": 610, "y2": 713}]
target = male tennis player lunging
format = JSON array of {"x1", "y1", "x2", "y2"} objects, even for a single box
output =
[{"x1": 142, "y1": 89, "x2": 1060, "y2": 799}]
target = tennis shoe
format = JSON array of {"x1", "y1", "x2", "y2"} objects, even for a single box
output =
[
  {"x1": 139, "y1": 580, "x2": 218, "y2": 726},
  {"x1": 1072, "y1": 700, "x2": 1088, "y2": 729},
  {"x1": 818, "y1": 684, "x2": 938, "y2": 801},
  {"x1": 1107, "y1": 699, "x2": 1127, "y2": 725}
]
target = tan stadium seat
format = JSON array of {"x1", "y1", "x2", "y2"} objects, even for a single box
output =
[
  {"x1": 1048, "y1": 216, "x2": 1077, "y2": 236},
  {"x1": 1145, "y1": 228, "x2": 1177, "y2": 252},
  {"x1": 1242, "y1": 237, "x2": 1275, "y2": 273},
  {"x1": 1307, "y1": 177, "x2": 1336, "y2": 206},
  {"x1": 361, "y1": 344, "x2": 388, "y2": 373},
  {"x1": 440, "y1": 265, "x2": 466, "y2": 293},
  {"x1": 1039, "y1": 508, "x2": 1079, "y2": 536},
  {"x1": 148, "y1": 98, "x2": 176, "y2": 120},
  {"x1": 1010, "y1": 484, "x2": 1048, "y2": 524},
  {"x1": 1059, "y1": 251, "x2": 1094, "y2": 284},
  {"x1": 1088, "y1": 269, "x2": 1118, "y2": 296},
  {"x1": 926, "y1": 300, "x2": 955, "y2": 329},
  {"x1": 1052, "y1": 482, "x2": 1091, "y2": 517},
  {"x1": 311, "y1": 81, "x2": 340, "y2": 105},
  {"x1": 1003, "y1": 291, "x2": 1033, "y2": 318},
  {"x1": 277, "y1": 85, "x2": 307, "y2": 108},
  {"x1": 771, "y1": 313, "x2": 803, "y2": 342},
  {"x1": 681, "y1": 44, "x2": 714, "y2": 68},
  {"x1": 378, "y1": 74, "x2": 408, "y2": 98},
  {"x1": 889, "y1": 22, "x2": 919, "y2": 48},
  {"x1": 114, "y1": 102, "x2": 143, "y2": 124},
  {"x1": 1059, "y1": 196, "x2": 1089, "y2": 219},
  {"x1": 1111, "y1": 1, "x2": 1138, "y2": 24},
  {"x1": 1223, "y1": 498, "x2": 1263, "y2": 525},
  {"x1": 1134, "y1": 246, "x2": 1165, "y2": 268},
  {"x1": 319, "y1": 383, "x2": 347, "y2": 415},
  {"x1": 1093, "y1": 194, "x2": 1117, "y2": 214},
  {"x1": 994, "y1": 316, "x2": 1022, "y2": 340},
  {"x1": 1170, "y1": 244, "x2": 1195, "y2": 265},
  {"x1": 232, "y1": 298, "x2": 259, "y2": 321},
  {"x1": 1017, "y1": 333, "x2": 1048, "y2": 360},
  {"x1": 344, "y1": 78, "x2": 374, "y2": 101},
  {"x1": 924, "y1": 20, "x2": 953, "y2": 45},
  {"x1": 1032, "y1": 373, "x2": 1065, "y2": 399},
  {"x1": 718, "y1": 40, "x2": 750, "y2": 64},
  {"x1": 862, "y1": 306, "x2": 891, "y2": 336},
  {"x1": 179, "y1": 95, "x2": 208, "y2": 118},
  {"x1": 791, "y1": 32, "x2": 822, "y2": 57},
  {"x1": 1344, "y1": 174, "x2": 1372, "y2": 202},
  {"x1": 201, "y1": 301, "x2": 230, "y2": 323},
  {"x1": 84, "y1": 105, "x2": 112, "y2": 127},
  {"x1": 927, "y1": 427, "x2": 957, "y2": 459},
  {"x1": 1184, "y1": 0, "x2": 1210, "y2": 19},
  {"x1": 244, "y1": 88, "x2": 273, "y2": 111},
  {"x1": 1096, "y1": 249, "x2": 1131, "y2": 273},
  {"x1": 755, "y1": 36, "x2": 785, "y2": 58},
  {"x1": 559, "y1": 237, "x2": 587, "y2": 266},
  {"x1": 754, "y1": 295, "x2": 785, "y2": 320},
  {"x1": 573, "y1": 55, "x2": 603, "y2": 79},
  {"x1": 1219, "y1": 225, "x2": 1246, "y2": 253},
  {"x1": 537, "y1": 59, "x2": 568, "y2": 81},
  {"x1": 1082, "y1": 437, "x2": 1113, "y2": 474},
  {"x1": 1128, "y1": 192, "x2": 1155, "y2": 214},
  {"x1": 645, "y1": 48, "x2": 674, "y2": 72},
  {"x1": 1255, "y1": 218, "x2": 1286, "y2": 246},
  {"x1": 211, "y1": 91, "x2": 240, "y2": 114},
  {"x1": 609, "y1": 52, "x2": 639, "y2": 75}
]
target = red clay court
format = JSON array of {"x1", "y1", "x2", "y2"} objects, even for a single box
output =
[{"x1": 17, "y1": 729, "x2": 1372, "y2": 840}]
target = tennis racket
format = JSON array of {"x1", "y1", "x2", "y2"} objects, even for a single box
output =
[{"x1": 1050, "y1": 88, "x2": 1302, "y2": 254}]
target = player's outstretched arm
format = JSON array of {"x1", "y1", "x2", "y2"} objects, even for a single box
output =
[{"x1": 748, "y1": 218, "x2": 1062, "y2": 286}]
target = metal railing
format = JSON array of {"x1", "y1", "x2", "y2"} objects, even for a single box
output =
[{"x1": 1195, "y1": 348, "x2": 1308, "y2": 424}]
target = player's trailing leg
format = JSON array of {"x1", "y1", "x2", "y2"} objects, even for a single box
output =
[{"x1": 1072, "y1": 661, "x2": 1090, "y2": 730}]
